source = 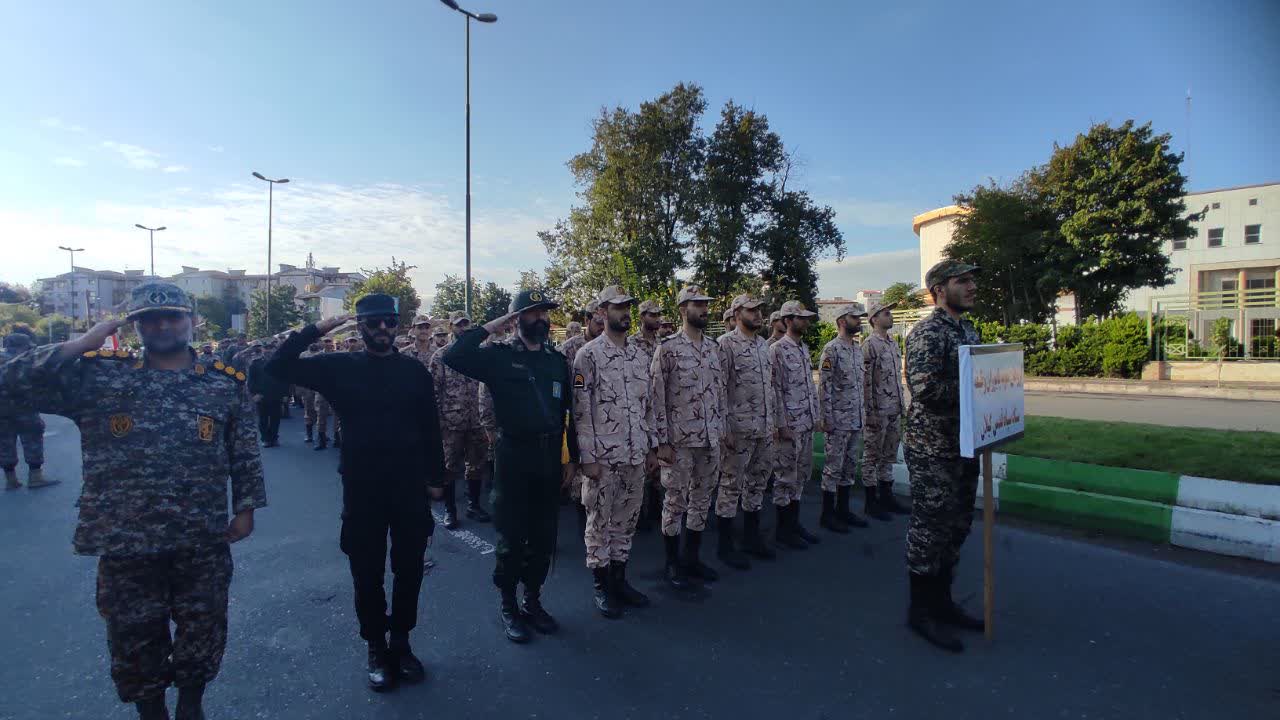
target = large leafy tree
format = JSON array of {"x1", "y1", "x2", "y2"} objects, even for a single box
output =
[
  {"x1": 0, "y1": 282, "x2": 31, "y2": 304},
  {"x1": 753, "y1": 188, "x2": 845, "y2": 308},
  {"x1": 478, "y1": 282, "x2": 512, "y2": 322},
  {"x1": 344, "y1": 259, "x2": 421, "y2": 332},
  {"x1": 881, "y1": 282, "x2": 926, "y2": 310},
  {"x1": 194, "y1": 295, "x2": 233, "y2": 340},
  {"x1": 248, "y1": 285, "x2": 303, "y2": 337},
  {"x1": 1031, "y1": 120, "x2": 1191, "y2": 320}
]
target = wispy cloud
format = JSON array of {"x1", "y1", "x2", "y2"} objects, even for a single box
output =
[
  {"x1": 41, "y1": 116, "x2": 86, "y2": 133},
  {"x1": 831, "y1": 198, "x2": 926, "y2": 228},
  {"x1": 208, "y1": 145, "x2": 225, "y2": 153},
  {"x1": 53, "y1": 157, "x2": 86, "y2": 168},
  {"x1": 161, "y1": 165, "x2": 189, "y2": 174},
  {"x1": 817, "y1": 248, "x2": 920, "y2": 296},
  {"x1": 102, "y1": 141, "x2": 162, "y2": 170}
]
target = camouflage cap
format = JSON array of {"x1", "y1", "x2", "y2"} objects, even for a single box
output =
[
  {"x1": 431, "y1": 320, "x2": 450, "y2": 336},
  {"x1": 730, "y1": 294, "x2": 764, "y2": 313},
  {"x1": 596, "y1": 285, "x2": 636, "y2": 306},
  {"x1": 584, "y1": 299, "x2": 601, "y2": 314},
  {"x1": 769, "y1": 310, "x2": 782, "y2": 324},
  {"x1": 866, "y1": 299, "x2": 898, "y2": 318},
  {"x1": 924, "y1": 259, "x2": 982, "y2": 290},
  {"x1": 722, "y1": 308, "x2": 734, "y2": 321},
  {"x1": 566, "y1": 321, "x2": 582, "y2": 333},
  {"x1": 125, "y1": 282, "x2": 194, "y2": 320},
  {"x1": 659, "y1": 317, "x2": 675, "y2": 327},
  {"x1": 412, "y1": 315, "x2": 432, "y2": 328},
  {"x1": 637, "y1": 299, "x2": 662, "y2": 315},
  {"x1": 836, "y1": 302, "x2": 868, "y2": 319},
  {"x1": 448, "y1": 310, "x2": 471, "y2": 325},
  {"x1": 779, "y1": 300, "x2": 816, "y2": 318},
  {"x1": 676, "y1": 285, "x2": 713, "y2": 305}
]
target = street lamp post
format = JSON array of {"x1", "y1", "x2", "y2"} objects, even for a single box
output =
[
  {"x1": 439, "y1": 0, "x2": 497, "y2": 318},
  {"x1": 57, "y1": 246, "x2": 85, "y2": 329},
  {"x1": 134, "y1": 224, "x2": 167, "y2": 278},
  {"x1": 252, "y1": 172, "x2": 290, "y2": 335}
]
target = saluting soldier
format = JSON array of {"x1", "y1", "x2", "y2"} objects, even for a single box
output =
[
  {"x1": 862, "y1": 299, "x2": 908, "y2": 517},
  {"x1": 770, "y1": 300, "x2": 820, "y2": 550},
  {"x1": 299, "y1": 342, "x2": 323, "y2": 444},
  {"x1": 714, "y1": 294, "x2": 777, "y2": 567},
  {"x1": 629, "y1": 299, "x2": 663, "y2": 532},
  {"x1": 0, "y1": 283, "x2": 266, "y2": 720},
  {"x1": 651, "y1": 286, "x2": 728, "y2": 590},
  {"x1": 817, "y1": 302, "x2": 872, "y2": 534},
  {"x1": 429, "y1": 311, "x2": 492, "y2": 529},
  {"x1": 248, "y1": 338, "x2": 288, "y2": 448},
  {"x1": 573, "y1": 286, "x2": 658, "y2": 618},
  {"x1": 443, "y1": 290, "x2": 579, "y2": 645},
  {"x1": 903, "y1": 260, "x2": 985, "y2": 653}
]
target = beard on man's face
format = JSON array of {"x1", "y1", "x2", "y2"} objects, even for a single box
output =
[
  {"x1": 360, "y1": 326, "x2": 394, "y2": 350},
  {"x1": 520, "y1": 317, "x2": 550, "y2": 343},
  {"x1": 686, "y1": 311, "x2": 708, "y2": 329},
  {"x1": 608, "y1": 312, "x2": 631, "y2": 333}
]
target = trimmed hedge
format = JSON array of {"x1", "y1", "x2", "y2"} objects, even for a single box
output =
[{"x1": 976, "y1": 312, "x2": 1150, "y2": 379}]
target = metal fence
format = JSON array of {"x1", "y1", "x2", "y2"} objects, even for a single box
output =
[{"x1": 1149, "y1": 288, "x2": 1280, "y2": 361}]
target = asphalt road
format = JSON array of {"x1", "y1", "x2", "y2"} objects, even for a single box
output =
[
  {"x1": 1026, "y1": 392, "x2": 1280, "y2": 432},
  {"x1": 1, "y1": 413, "x2": 1277, "y2": 720}
]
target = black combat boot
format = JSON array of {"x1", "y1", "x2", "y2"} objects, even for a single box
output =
[
  {"x1": 742, "y1": 510, "x2": 776, "y2": 559},
  {"x1": 333, "y1": 430, "x2": 342, "y2": 448},
  {"x1": 837, "y1": 485, "x2": 869, "y2": 528},
  {"x1": 612, "y1": 561, "x2": 650, "y2": 607},
  {"x1": 465, "y1": 497, "x2": 492, "y2": 523},
  {"x1": 793, "y1": 502, "x2": 820, "y2": 544},
  {"x1": 593, "y1": 565, "x2": 623, "y2": 619},
  {"x1": 936, "y1": 565, "x2": 985, "y2": 632},
  {"x1": 389, "y1": 632, "x2": 426, "y2": 683},
  {"x1": 500, "y1": 586, "x2": 532, "y2": 643},
  {"x1": 907, "y1": 572, "x2": 963, "y2": 653},
  {"x1": 175, "y1": 684, "x2": 205, "y2": 720},
  {"x1": 521, "y1": 586, "x2": 560, "y2": 634},
  {"x1": 716, "y1": 516, "x2": 750, "y2": 569},
  {"x1": 682, "y1": 529, "x2": 719, "y2": 582},
  {"x1": 366, "y1": 638, "x2": 396, "y2": 692},
  {"x1": 775, "y1": 505, "x2": 806, "y2": 550},
  {"x1": 880, "y1": 480, "x2": 910, "y2": 514},
  {"x1": 663, "y1": 533, "x2": 692, "y2": 590},
  {"x1": 819, "y1": 491, "x2": 850, "y2": 534},
  {"x1": 314, "y1": 432, "x2": 328, "y2": 450},
  {"x1": 443, "y1": 480, "x2": 461, "y2": 530},
  {"x1": 304, "y1": 423, "x2": 314, "y2": 444},
  {"x1": 864, "y1": 484, "x2": 892, "y2": 521},
  {"x1": 134, "y1": 695, "x2": 169, "y2": 720}
]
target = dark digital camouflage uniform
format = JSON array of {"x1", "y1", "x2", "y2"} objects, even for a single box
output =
[
  {"x1": 0, "y1": 346, "x2": 45, "y2": 470},
  {"x1": 0, "y1": 345, "x2": 266, "y2": 703},
  {"x1": 903, "y1": 307, "x2": 980, "y2": 576}
]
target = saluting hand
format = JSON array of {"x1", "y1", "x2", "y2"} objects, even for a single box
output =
[
  {"x1": 483, "y1": 310, "x2": 521, "y2": 335},
  {"x1": 316, "y1": 314, "x2": 353, "y2": 336},
  {"x1": 66, "y1": 317, "x2": 129, "y2": 355}
]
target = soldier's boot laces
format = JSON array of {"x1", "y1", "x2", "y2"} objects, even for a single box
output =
[
  {"x1": 389, "y1": 633, "x2": 426, "y2": 684},
  {"x1": 592, "y1": 566, "x2": 623, "y2": 619},
  {"x1": 741, "y1": 510, "x2": 776, "y2": 559},
  {"x1": 716, "y1": 517, "x2": 751, "y2": 569},
  {"x1": 936, "y1": 566, "x2": 985, "y2": 632},
  {"x1": 520, "y1": 588, "x2": 560, "y2": 633},
  {"x1": 612, "y1": 561, "x2": 650, "y2": 607},
  {"x1": 3, "y1": 468, "x2": 19, "y2": 490},
  {"x1": 837, "y1": 485, "x2": 869, "y2": 528},
  {"x1": 134, "y1": 694, "x2": 169, "y2": 720},
  {"x1": 25, "y1": 466, "x2": 57, "y2": 489},
  {"x1": 775, "y1": 505, "x2": 807, "y2": 550},
  {"x1": 174, "y1": 683, "x2": 205, "y2": 720},
  {"x1": 793, "y1": 502, "x2": 820, "y2": 545},
  {"x1": 907, "y1": 572, "x2": 964, "y2": 653},
  {"x1": 880, "y1": 481, "x2": 910, "y2": 515},
  {"x1": 663, "y1": 534, "x2": 693, "y2": 590},
  {"x1": 682, "y1": 529, "x2": 719, "y2": 582},
  {"x1": 500, "y1": 587, "x2": 532, "y2": 643},
  {"x1": 819, "y1": 491, "x2": 850, "y2": 534},
  {"x1": 366, "y1": 639, "x2": 397, "y2": 691},
  {"x1": 304, "y1": 423, "x2": 314, "y2": 443},
  {"x1": 864, "y1": 484, "x2": 892, "y2": 522}
]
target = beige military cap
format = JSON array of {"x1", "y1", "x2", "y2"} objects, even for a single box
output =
[
  {"x1": 836, "y1": 302, "x2": 868, "y2": 319},
  {"x1": 778, "y1": 300, "x2": 816, "y2": 318},
  {"x1": 637, "y1": 299, "x2": 662, "y2": 315},
  {"x1": 676, "y1": 285, "x2": 713, "y2": 305},
  {"x1": 596, "y1": 285, "x2": 636, "y2": 306},
  {"x1": 730, "y1": 294, "x2": 764, "y2": 312},
  {"x1": 866, "y1": 299, "x2": 898, "y2": 319}
]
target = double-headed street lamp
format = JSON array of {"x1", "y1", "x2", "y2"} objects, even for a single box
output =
[
  {"x1": 134, "y1": 224, "x2": 167, "y2": 277},
  {"x1": 439, "y1": 0, "x2": 497, "y2": 318},
  {"x1": 57, "y1": 245, "x2": 84, "y2": 271},
  {"x1": 252, "y1": 172, "x2": 290, "y2": 334}
]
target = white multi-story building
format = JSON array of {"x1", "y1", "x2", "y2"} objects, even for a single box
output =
[
  {"x1": 35, "y1": 268, "x2": 148, "y2": 325},
  {"x1": 855, "y1": 289, "x2": 883, "y2": 307}
]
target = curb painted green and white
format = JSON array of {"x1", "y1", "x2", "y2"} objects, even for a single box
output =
[{"x1": 883, "y1": 452, "x2": 1280, "y2": 564}]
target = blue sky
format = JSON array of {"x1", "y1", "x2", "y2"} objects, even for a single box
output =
[{"x1": 2, "y1": 0, "x2": 1277, "y2": 302}]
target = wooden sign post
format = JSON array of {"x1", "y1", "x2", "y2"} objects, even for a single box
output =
[{"x1": 958, "y1": 343, "x2": 1025, "y2": 643}]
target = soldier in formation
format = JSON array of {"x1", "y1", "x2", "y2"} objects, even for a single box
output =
[
  {"x1": 719, "y1": 308, "x2": 737, "y2": 338},
  {"x1": 430, "y1": 311, "x2": 492, "y2": 529},
  {"x1": 1, "y1": 331, "x2": 55, "y2": 490},
  {"x1": 630, "y1": 300, "x2": 663, "y2": 532},
  {"x1": 767, "y1": 311, "x2": 786, "y2": 345},
  {"x1": 572, "y1": 286, "x2": 657, "y2": 618},
  {"x1": 657, "y1": 318, "x2": 675, "y2": 339},
  {"x1": 0, "y1": 282, "x2": 267, "y2": 720},
  {"x1": 298, "y1": 341, "x2": 323, "y2": 444},
  {"x1": 770, "y1": 301, "x2": 821, "y2": 550},
  {"x1": 817, "y1": 303, "x2": 872, "y2": 533},
  {"x1": 863, "y1": 299, "x2": 909, "y2": 517},
  {"x1": 248, "y1": 338, "x2": 288, "y2": 448}
]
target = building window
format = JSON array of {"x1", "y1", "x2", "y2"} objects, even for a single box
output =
[
  {"x1": 1245, "y1": 224, "x2": 1261, "y2": 244},
  {"x1": 1208, "y1": 228, "x2": 1224, "y2": 247},
  {"x1": 1246, "y1": 278, "x2": 1277, "y2": 290},
  {"x1": 1212, "y1": 202, "x2": 1221, "y2": 209},
  {"x1": 1249, "y1": 198, "x2": 1258, "y2": 206},
  {"x1": 1172, "y1": 236, "x2": 1187, "y2": 250}
]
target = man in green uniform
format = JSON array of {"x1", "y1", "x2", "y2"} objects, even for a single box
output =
[
  {"x1": 0, "y1": 282, "x2": 266, "y2": 720},
  {"x1": 443, "y1": 289, "x2": 579, "y2": 644}
]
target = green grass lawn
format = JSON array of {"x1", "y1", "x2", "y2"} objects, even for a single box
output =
[{"x1": 1001, "y1": 416, "x2": 1280, "y2": 485}]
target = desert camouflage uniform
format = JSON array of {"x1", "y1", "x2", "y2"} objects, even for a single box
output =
[
  {"x1": 430, "y1": 342, "x2": 491, "y2": 507},
  {"x1": 0, "y1": 345, "x2": 266, "y2": 703},
  {"x1": 652, "y1": 330, "x2": 726, "y2": 536},
  {"x1": 818, "y1": 335, "x2": 865, "y2": 491},
  {"x1": 770, "y1": 334, "x2": 817, "y2": 506},
  {"x1": 298, "y1": 349, "x2": 319, "y2": 427},
  {"x1": 573, "y1": 335, "x2": 657, "y2": 568},
  {"x1": 715, "y1": 329, "x2": 776, "y2": 516},
  {"x1": 629, "y1": 330, "x2": 662, "y2": 494},
  {"x1": 862, "y1": 333, "x2": 904, "y2": 488},
  {"x1": 0, "y1": 346, "x2": 45, "y2": 471},
  {"x1": 903, "y1": 308, "x2": 980, "y2": 576},
  {"x1": 558, "y1": 333, "x2": 586, "y2": 366}
]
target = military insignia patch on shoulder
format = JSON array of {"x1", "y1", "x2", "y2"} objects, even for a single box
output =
[
  {"x1": 573, "y1": 372, "x2": 585, "y2": 389},
  {"x1": 821, "y1": 358, "x2": 832, "y2": 370},
  {"x1": 108, "y1": 414, "x2": 133, "y2": 438},
  {"x1": 194, "y1": 364, "x2": 206, "y2": 375},
  {"x1": 197, "y1": 416, "x2": 215, "y2": 442}
]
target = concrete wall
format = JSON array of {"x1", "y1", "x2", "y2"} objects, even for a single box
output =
[{"x1": 1145, "y1": 361, "x2": 1280, "y2": 383}]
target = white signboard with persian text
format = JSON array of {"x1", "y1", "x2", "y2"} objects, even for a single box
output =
[{"x1": 958, "y1": 343, "x2": 1025, "y2": 458}]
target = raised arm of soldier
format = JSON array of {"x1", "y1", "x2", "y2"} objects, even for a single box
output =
[
  {"x1": 264, "y1": 314, "x2": 352, "y2": 399},
  {"x1": 0, "y1": 317, "x2": 128, "y2": 418}
]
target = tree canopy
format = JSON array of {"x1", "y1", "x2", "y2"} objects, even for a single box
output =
[{"x1": 345, "y1": 259, "x2": 422, "y2": 331}]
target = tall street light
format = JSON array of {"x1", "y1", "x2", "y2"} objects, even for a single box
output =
[
  {"x1": 252, "y1": 172, "x2": 290, "y2": 335},
  {"x1": 439, "y1": 0, "x2": 497, "y2": 318},
  {"x1": 57, "y1": 246, "x2": 86, "y2": 329},
  {"x1": 134, "y1": 224, "x2": 167, "y2": 277},
  {"x1": 57, "y1": 245, "x2": 84, "y2": 271}
]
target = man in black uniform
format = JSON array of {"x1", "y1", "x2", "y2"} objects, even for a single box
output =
[
  {"x1": 248, "y1": 339, "x2": 288, "y2": 447},
  {"x1": 266, "y1": 294, "x2": 445, "y2": 691},
  {"x1": 443, "y1": 289, "x2": 579, "y2": 644}
]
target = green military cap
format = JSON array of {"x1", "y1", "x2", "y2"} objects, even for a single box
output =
[
  {"x1": 924, "y1": 259, "x2": 982, "y2": 290},
  {"x1": 125, "y1": 282, "x2": 194, "y2": 320},
  {"x1": 509, "y1": 288, "x2": 559, "y2": 314}
]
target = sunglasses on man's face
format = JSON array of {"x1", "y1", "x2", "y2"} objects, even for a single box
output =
[{"x1": 362, "y1": 315, "x2": 399, "y2": 329}]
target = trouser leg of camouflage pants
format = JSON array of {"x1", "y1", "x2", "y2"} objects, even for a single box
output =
[
  {"x1": 862, "y1": 414, "x2": 900, "y2": 487},
  {"x1": 771, "y1": 430, "x2": 813, "y2": 507},
  {"x1": 582, "y1": 463, "x2": 644, "y2": 568},
  {"x1": 315, "y1": 395, "x2": 331, "y2": 434},
  {"x1": 491, "y1": 436, "x2": 562, "y2": 591},
  {"x1": 715, "y1": 434, "x2": 772, "y2": 518},
  {"x1": 904, "y1": 450, "x2": 979, "y2": 576},
  {"x1": 820, "y1": 429, "x2": 861, "y2": 492},
  {"x1": 0, "y1": 414, "x2": 44, "y2": 469},
  {"x1": 660, "y1": 446, "x2": 718, "y2": 536},
  {"x1": 96, "y1": 543, "x2": 232, "y2": 703},
  {"x1": 301, "y1": 389, "x2": 317, "y2": 425}
]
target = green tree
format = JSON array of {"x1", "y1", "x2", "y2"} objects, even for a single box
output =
[
  {"x1": 882, "y1": 281, "x2": 926, "y2": 310},
  {"x1": 0, "y1": 283, "x2": 32, "y2": 304},
  {"x1": 0, "y1": 303, "x2": 41, "y2": 335},
  {"x1": 194, "y1": 295, "x2": 232, "y2": 340},
  {"x1": 478, "y1": 282, "x2": 512, "y2": 322},
  {"x1": 516, "y1": 270, "x2": 544, "y2": 292},
  {"x1": 248, "y1": 285, "x2": 303, "y2": 338},
  {"x1": 34, "y1": 314, "x2": 73, "y2": 343},
  {"x1": 752, "y1": 188, "x2": 845, "y2": 308},
  {"x1": 345, "y1": 259, "x2": 422, "y2": 332},
  {"x1": 1032, "y1": 120, "x2": 1192, "y2": 321},
  {"x1": 431, "y1": 274, "x2": 474, "y2": 317}
]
